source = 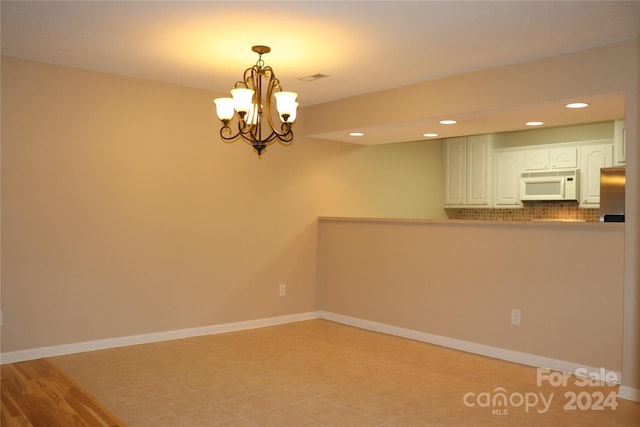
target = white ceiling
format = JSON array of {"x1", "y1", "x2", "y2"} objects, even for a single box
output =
[{"x1": 2, "y1": 1, "x2": 639, "y2": 144}]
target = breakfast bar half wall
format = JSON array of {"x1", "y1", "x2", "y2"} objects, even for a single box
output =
[{"x1": 317, "y1": 217, "x2": 624, "y2": 382}]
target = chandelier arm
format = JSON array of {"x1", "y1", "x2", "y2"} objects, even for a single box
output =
[
  {"x1": 263, "y1": 67, "x2": 293, "y2": 138},
  {"x1": 219, "y1": 125, "x2": 240, "y2": 142},
  {"x1": 236, "y1": 65, "x2": 257, "y2": 89},
  {"x1": 218, "y1": 122, "x2": 293, "y2": 151},
  {"x1": 276, "y1": 126, "x2": 294, "y2": 144},
  {"x1": 228, "y1": 66, "x2": 260, "y2": 139},
  {"x1": 264, "y1": 67, "x2": 279, "y2": 135},
  {"x1": 249, "y1": 129, "x2": 279, "y2": 145},
  {"x1": 218, "y1": 119, "x2": 256, "y2": 143},
  {"x1": 254, "y1": 65, "x2": 265, "y2": 143},
  {"x1": 244, "y1": 123, "x2": 292, "y2": 145}
]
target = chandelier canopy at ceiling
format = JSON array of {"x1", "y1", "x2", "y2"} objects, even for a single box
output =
[{"x1": 213, "y1": 45, "x2": 299, "y2": 156}]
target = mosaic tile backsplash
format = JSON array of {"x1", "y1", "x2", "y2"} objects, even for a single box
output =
[{"x1": 448, "y1": 202, "x2": 600, "y2": 222}]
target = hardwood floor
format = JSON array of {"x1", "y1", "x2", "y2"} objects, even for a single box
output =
[
  {"x1": 1, "y1": 357, "x2": 124, "y2": 426},
  {"x1": 3, "y1": 320, "x2": 640, "y2": 426}
]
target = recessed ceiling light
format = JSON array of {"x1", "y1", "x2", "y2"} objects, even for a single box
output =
[
  {"x1": 566, "y1": 102, "x2": 589, "y2": 109},
  {"x1": 423, "y1": 133, "x2": 439, "y2": 138},
  {"x1": 440, "y1": 120, "x2": 457, "y2": 125},
  {"x1": 526, "y1": 121, "x2": 544, "y2": 126},
  {"x1": 349, "y1": 132, "x2": 364, "y2": 137}
]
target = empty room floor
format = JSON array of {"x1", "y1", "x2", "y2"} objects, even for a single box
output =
[{"x1": 38, "y1": 319, "x2": 640, "y2": 426}]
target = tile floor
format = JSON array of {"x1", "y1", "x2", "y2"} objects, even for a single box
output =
[{"x1": 52, "y1": 319, "x2": 640, "y2": 426}]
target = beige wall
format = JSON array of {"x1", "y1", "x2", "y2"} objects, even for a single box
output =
[
  {"x1": 317, "y1": 219, "x2": 625, "y2": 370},
  {"x1": 0, "y1": 57, "x2": 441, "y2": 352},
  {"x1": 311, "y1": 140, "x2": 445, "y2": 219}
]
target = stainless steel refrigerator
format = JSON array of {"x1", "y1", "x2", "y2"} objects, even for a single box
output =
[{"x1": 600, "y1": 167, "x2": 625, "y2": 222}]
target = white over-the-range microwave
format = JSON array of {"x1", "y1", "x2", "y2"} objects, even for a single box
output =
[{"x1": 520, "y1": 169, "x2": 579, "y2": 201}]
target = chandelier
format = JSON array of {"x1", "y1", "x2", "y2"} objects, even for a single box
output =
[{"x1": 213, "y1": 45, "x2": 299, "y2": 156}]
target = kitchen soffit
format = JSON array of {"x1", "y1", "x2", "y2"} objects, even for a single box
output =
[{"x1": 307, "y1": 93, "x2": 626, "y2": 145}]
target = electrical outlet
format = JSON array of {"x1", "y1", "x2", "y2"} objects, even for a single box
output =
[
  {"x1": 511, "y1": 309, "x2": 521, "y2": 326},
  {"x1": 279, "y1": 283, "x2": 287, "y2": 297}
]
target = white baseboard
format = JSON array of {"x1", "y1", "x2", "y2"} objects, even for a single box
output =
[
  {"x1": 318, "y1": 311, "x2": 633, "y2": 396},
  {"x1": 0, "y1": 311, "x2": 319, "y2": 364},
  {"x1": 618, "y1": 386, "x2": 640, "y2": 402}
]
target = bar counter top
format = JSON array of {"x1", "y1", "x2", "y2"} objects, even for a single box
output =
[{"x1": 319, "y1": 216, "x2": 625, "y2": 229}]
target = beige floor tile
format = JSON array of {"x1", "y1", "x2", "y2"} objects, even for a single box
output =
[
  {"x1": 152, "y1": 389, "x2": 212, "y2": 413},
  {"x1": 175, "y1": 369, "x2": 231, "y2": 389},
  {"x1": 131, "y1": 378, "x2": 193, "y2": 400},
  {"x1": 239, "y1": 373, "x2": 297, "y2": 392},
  {"x1": 111, "y1": 399, "x2": 171, "y2": 425},
  {"x1": 312, "y1": 405, "x2": 384, "y2": 426},
  {"x1": 245, "y1": 404, "x2": 312, "y2": 427},
  {"x1": 174, "y1": 402, "x2": 242, "y2": 426},
  {"x1": 217, "y1": 394, "x2": 279, "y2": 418},
  {"x1": 321, "y1": 386, "x2": 378, "y2": 407},
  {"x1": 198, "y1": 381, "x2": 255, "y2": 403},
  {"x1": 338, "y1": 394, "x2": 416, "y2": 423},
  {"x1": 91, "y1": 384, "x2": 149, "y2": 407},
  {"x1": 389, "y1": 407, "x2": 492, "y2": 427},
  {"x1": 129, "y1": 413, "x2": 190, "y2": 427},
  {"x1": 256, "y1": 380, "x2": 333, "y2": 407},
  {"x1": 289, "y1": 395, "x2": 346, "y2": 419}
]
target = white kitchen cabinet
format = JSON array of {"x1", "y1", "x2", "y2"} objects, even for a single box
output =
[
  {"x1": 443, "y1": 137, "x2": 467, "y2": 205},
  {"x1": 466, "y1": 135, "x2": 493, "y2": 205},
  {"x1": 550, "y1": 147, "x2": 579, "y2": 169},
  {"x1": 579, "y1": 143, "x2": 613, "y2": 208},
  {"x1": 524, "y1": 149, "x2": 548, "y2": 170},
  {"x1": 494, "y1": 151, "x2": 523, "y2": 207},
  {"x1": 444, "y1": 135, "x2": 493, "y2": 207},
  {"x1": 614, "y1": 119, "x2": 625, "y2": 165},
  {"x1": 524, "y1": 146, "x2": 578, "y2": 170}
]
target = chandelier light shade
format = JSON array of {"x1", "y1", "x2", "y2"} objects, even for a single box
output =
[{"x1": 214, "y1": 45, "x2": 299, "y2": 156}]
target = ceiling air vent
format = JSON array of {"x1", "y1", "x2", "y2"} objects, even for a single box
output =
[{"x1": 299, "y1": 73, "x2": 329, "y2": 82}]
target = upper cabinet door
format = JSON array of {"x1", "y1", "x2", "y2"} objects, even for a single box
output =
[
  {"x1": 614, "y1": 119, "x2": 626, "y2": 165},
  {"x1": 494, "y1": 151, "x2": 523, "y2": 206},
  {"x1": 444, "y1": 137, "x2": 467, "y2": 206},
  {"x1": 524, "y1": 149, "x2": 549, "y2": 170},
  {"x1": 443, "y1": 135, "x2": 494, "y2": 207},
  {"x1": 580, "y1": 144, "x2": 613, "y2": 207},
  {"x1": 466, "y1": 135, "x2": 492, "y2": 205},
  {"x1": 524, "y1": 147, "x2": 578, "y2": 170},
  {"x1": 549, "y1": 147, "x2": 578, "y2": 169}
]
